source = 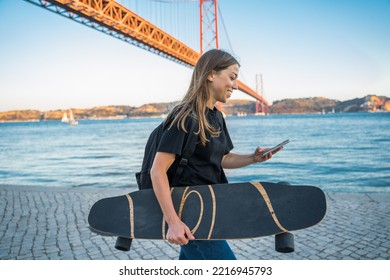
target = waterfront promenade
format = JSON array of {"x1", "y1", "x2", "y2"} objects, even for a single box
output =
[{"x1": 0, "y1": 184, "x2": 389, "y2": 260}]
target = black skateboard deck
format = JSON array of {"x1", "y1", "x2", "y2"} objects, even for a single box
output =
[{"x1": 88, "y1": 182, "x2": 326, "y2": 252}]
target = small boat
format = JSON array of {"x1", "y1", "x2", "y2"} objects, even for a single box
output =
[
  {"x1": 62, "y1": 109, "x2": 78, "y2": 125},
  {"x1": 237, "y1": 112, "x2": 247, "y2": 117},
  {"x1": 68, "y1": 109, "x2": 78, "y2": 125},
  {"x1": 61, "y1": 112, "x2": 69, "y2": 123}
]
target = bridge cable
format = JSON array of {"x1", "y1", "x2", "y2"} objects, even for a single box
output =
[{"x1": 218, "y1": 3, "x2": 249, "y2": 85}]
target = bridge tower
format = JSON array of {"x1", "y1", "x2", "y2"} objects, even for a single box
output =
[
  {"x1": 255, "y1": 74, "x2": 268, "y2": 115},
  {"x1": 200, "y1": 0, "x2": 218, "y2": 54}
]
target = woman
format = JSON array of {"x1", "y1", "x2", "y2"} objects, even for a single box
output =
[{"x1": 150, "y1": 49, "x2": 281, "y2": 260}]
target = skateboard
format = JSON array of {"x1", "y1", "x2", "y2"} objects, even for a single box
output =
[{"x1": 88, "y1": 182, "x2": 326, "y2": 253}]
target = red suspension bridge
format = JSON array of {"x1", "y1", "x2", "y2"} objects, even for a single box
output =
[{"x1": 24, "y1": 0, "x2": 269, "y2": 113}]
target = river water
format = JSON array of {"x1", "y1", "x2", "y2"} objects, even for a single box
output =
[{"x1": 1, "y1": 112, "x2": 389, "y2": 192}]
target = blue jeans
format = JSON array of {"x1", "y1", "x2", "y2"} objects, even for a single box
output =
[{"x1": 179, "y1": 240, "x2": 236, "y2": 260}]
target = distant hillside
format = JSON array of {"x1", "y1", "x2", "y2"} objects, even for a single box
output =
[
  {"x1": 0, "y1": 95, "x2": 389, "y2": 122},
  {"x1": 129, "y1": 102, "x2": 178, "y2": 117},
  {"x1": 270, "y1": 95, "x2": 390, "y2": 114},
  {"x1": 223, "y1": 99, "x2": 256, "y2": 115},
  {"x1": 0, "y1": 110, "x2": 42, "y2": 122},
  {"x1": 270, "y1": 97, "x2": 338, "y2": 114},
  {"x1": 335, "y1": 95, "x2": 390, "y2": 112}
]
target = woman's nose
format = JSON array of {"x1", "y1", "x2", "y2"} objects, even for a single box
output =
[{"x1": 232, "y1": 80, "x2": 238, "y2": 90}]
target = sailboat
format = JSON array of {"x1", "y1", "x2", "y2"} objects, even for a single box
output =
[
  {"x1": 61, "y1": 112, "x2": 69, "y2": 123},
  {"x1": 68, "y1": 109, "x2": 78, "y2": 125},
  {"x1": 62, "y1": 109, "x2": 78, "y2": 125}
]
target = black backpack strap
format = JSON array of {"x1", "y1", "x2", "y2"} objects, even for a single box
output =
[{"x1": 170, "y1": 116, "x2": 198, "y2": 187}]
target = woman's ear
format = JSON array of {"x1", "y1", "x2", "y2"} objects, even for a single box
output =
[{"x1": 207, "y1": 71, "x2": 215, "y2": 82}]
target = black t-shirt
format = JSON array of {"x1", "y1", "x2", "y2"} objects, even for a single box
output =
[{"x1": 157, "y1": 107, "x2": 234, "y2": 186}]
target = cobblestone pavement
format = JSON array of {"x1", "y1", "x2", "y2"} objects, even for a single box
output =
[{"x1": 1, "y1": 185, "x2": 389, "y2": 260}]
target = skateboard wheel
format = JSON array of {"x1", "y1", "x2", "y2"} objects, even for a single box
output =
[
  {"x1": 275, "y1": 232, "x2": 294, "y2": 253},
  {"x1": 115, "y1": 237, "x2": 132, "y2": 251}
]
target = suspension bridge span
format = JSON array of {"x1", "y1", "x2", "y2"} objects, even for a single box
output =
[{"x1": 24, "y1": 0, "x2": 269, "y2": 112}]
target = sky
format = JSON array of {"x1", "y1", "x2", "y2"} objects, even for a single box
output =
[{"x1": 0, "y1": 0, "x2": 389, "y2": 111}]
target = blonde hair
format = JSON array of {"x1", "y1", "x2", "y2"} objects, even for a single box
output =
[{"x1": 165, "y1": 49, "x2": 240, "y2": 146}]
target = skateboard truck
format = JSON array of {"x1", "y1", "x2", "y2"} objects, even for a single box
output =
[
  {"x1": 275, "y1": 232, "x2": 294, "y2": 253},
  {"x1": 115, "y1": 237, "x2": 132, "y2": 251},
  {"x1": 275, "y1": 182, "x2": 294, "y2": 253}
]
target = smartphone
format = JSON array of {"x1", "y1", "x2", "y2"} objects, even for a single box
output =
[{"x1": 261, "y1": 139, "x2": 290, "y2": 157}]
